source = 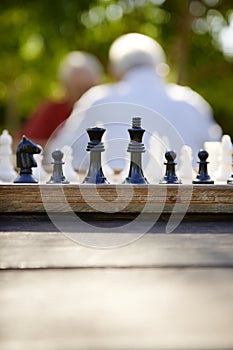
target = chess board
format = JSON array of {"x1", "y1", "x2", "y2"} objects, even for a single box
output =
[
  {"x1": 1, "y1": 183, "x2": 233, "y2": 350},
  {"x1": 1, "y1": 127, "x2": 233, "y2": 349},
  {"x1": 0, "y1": 183, "x2": 232, "y2": 214}
]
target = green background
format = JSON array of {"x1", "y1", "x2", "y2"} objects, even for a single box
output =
[{"x1": 0, "y1": 0, "x2": 232, "y2": 139}]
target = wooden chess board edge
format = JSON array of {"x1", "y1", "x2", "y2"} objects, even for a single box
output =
[{"x1": 0, "y1": 184, "x2": 232, "y2": 214}]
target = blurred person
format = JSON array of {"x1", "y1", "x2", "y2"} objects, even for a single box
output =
[
  {"x1": 48, "y1": 33, "x2": 222, "y2": 171},
  {"x1": 16, "y1": 51, "x2": 103, "y2": 148}
]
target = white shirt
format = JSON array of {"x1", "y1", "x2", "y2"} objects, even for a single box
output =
[{"x1": 47, "y1": 66, "x2": 221, "y2": 170}]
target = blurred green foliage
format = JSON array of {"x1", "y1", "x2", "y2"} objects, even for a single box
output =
[{"x1": 0, "y1": 0, "x2": 232, "y2": 138}]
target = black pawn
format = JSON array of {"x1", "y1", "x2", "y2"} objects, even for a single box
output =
[
  {"x1": 227, "y1": 174, "x2": 233, "y2": 184},
  {"x1": 14, "y1": 135, "x2": 41, "y2": 183},
  {"x1": 124, "y1": 117, "x2": 148, "y2": 184},
  {"x1": 160, "y1": 150, "x2": 181, "y2": 184},
  {"x1": 47, "y1": 150, "x2": 69, "y2": 184},
  {"x1": 193, "y1": 149, "x2": 214, "y2": 184},
  {"x1": 83, "y1": 127, "x2": 109, "y2": 184}
]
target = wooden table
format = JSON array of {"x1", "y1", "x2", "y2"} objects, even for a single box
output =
[{"x1": 0, "y1": 184, "x2": 233, "y2": 350}]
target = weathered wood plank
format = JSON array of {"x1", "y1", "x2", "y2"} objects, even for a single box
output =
[
  {"x1": 0, "y1": 184, "x2": 232, "y2": 213},
  {"x1": 1, "y1": 231, "x2": 233, "y2": 269},
  {"x1": 0, "y1": 268, "x2": 233, "y2": 350}
]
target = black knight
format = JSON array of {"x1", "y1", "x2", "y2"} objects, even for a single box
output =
[{"x1": 14, "y1": 135, "x2": 41, "y2": 183}]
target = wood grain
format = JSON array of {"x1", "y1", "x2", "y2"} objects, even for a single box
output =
[
  {"x1": 1, "y1": 231, "x2": 233, "y2": 269},
  {"x1": 1, "y1": 268, "x2": 233, "y2": 350},
  {"x1": 0, "y1": 184, "x2": 232, "y2": 213},
  {"x1": 0, "y1": 211, "x2": 233, "y2": 350}
]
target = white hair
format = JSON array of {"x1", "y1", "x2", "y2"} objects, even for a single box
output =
[
  {"x1": 59, "y1": 51, "x2": 103, "y2": 84},
  {"x1": 109, "y1": 33, "x2": 167, "y2": 77}
]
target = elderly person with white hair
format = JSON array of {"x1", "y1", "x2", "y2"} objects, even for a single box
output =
[
  {"x1": 17, "y1": 51, "x2": 103, "y2": 147},
  {"x1": 48, "y1": 33, "x2": 222, "y2": 173}
]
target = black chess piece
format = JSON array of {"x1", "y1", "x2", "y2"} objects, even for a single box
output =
[
  {"x1": 124, "y1": 117, "x2": 148, "y2": 184},
  {"x1": 159, "y1": 150, "x2": 181, "y2": 184},
  {"x1": 193, "y1": 149, "x2": 214, "y2": 184},
  {"x1": 83, "y1": 127, "x2": 109, "y2": 184},
  {"x1": 227, "y1": 174, "x2": 233, "y2": 184},
  {"x1": 47, "y1": 149, "x2": 69, "y2": 184},
  {"x1": 14, "y1": 135, "x2": 41, "y2": 183}
]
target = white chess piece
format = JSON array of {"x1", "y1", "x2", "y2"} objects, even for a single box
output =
[
  {"x1": 32, "y1": 153, "x2": 49, "y2": 183},
  {"x1": 214, "y1": 134, "x2": 233, "y2": 181},
  {"x1": 178, "y1": 145, "x2": 196, "y2": 184},
  {"x1": 144, "y1": 132, "x2": 164, "y2": 183},
  {"x1": 204, "y1": 140, "x2": 221, "y2": 178},
  {"x1": 62, "y1": 145, "x2": 78, "y2": 183},
  {"x1": 0, "y1": 130, "x2": 17, "y2": 182}
]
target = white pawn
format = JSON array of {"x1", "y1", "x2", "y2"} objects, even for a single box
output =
[
  {"x1": 214, "y1": 134, "x2": 233, "y2": 182},
  {"x1": 178, "y1": 145, "x2": 196, "y2": 184},
  {"x1": 32, "y1": 153, "x2": 49, "y2": 183},
  {"x1": 62, "y1": 145, "x2": 78, "y2": 183},
  {"x1": 0, "y1": 130, "x2": 17, "y2": 182}
]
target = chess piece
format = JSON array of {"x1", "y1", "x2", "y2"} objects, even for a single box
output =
[
  {"x1": 32, "y1": 153, "x2": 49, "y2": 183},
  {"x1": 145, "y1": 131, "x2": 164, "y2": 183},
  {"x1": 47, "y1": 149, "x2": 69, "y2": 184},
  {"x1": 83, "y1": 127, "x2": 109, "y2": 184},
  {"x1": 124, "y1": 117, "x2": 148, "y2": 184},
  {"x1": 228, "y1": 174, "x2": 233, "y2": 184},
  {"x1": 0, "y1": 129, "x2": 17, "y2": 182},
  {"x1": 204, "y1": 141, "x2": 221, "y2": 177},
  {"x1": 160, "y1": 150, "x2": 181, "y2": 184},
  {"x1": 62, "y1": 145, "x2": 77, "y2": 183},
  {"x1": 214, "y1": 134, "x2": 232, "y2": 181},
  {"x1": 178, "y1": 145, "x2": 196, "y2": 184},
  {"x1": 14, "y1": 135, "x2": 42, "y2": 183},
  {"x1": 193, "y1": 149, "x2": 214, "y2": 184}
]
